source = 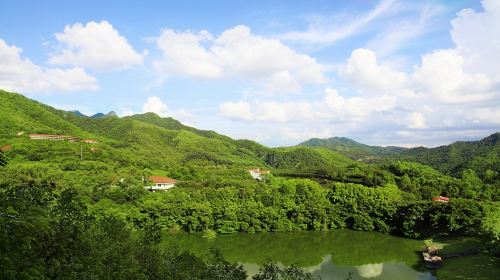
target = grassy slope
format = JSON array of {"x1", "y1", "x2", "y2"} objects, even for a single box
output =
[{"x1": 0, "y1": 90, "x2": 357, "y2": 180}]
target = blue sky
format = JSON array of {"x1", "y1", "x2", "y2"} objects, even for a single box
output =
[{"x1": 1, "y1": 0, "x2": 498, "y2": 147}]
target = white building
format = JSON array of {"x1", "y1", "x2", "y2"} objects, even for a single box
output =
[
  {"x1": 29, "y1": 134, "x2": 67, "y2": 140},
  {"x1": 147, "y1": 176, "x2": 177, "y2": 191},
  {"x1": 248, "y1": 168, "x2": 271, "y2": 180}
]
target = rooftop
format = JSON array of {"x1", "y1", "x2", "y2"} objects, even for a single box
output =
[{"x1": 149, "y1": 176, "x2": 177, "y2": 184}]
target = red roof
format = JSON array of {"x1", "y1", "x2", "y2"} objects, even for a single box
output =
[
  {"x1": 149, "y1": 176, "x2": 177, "y2": 184},
  {"x1": 432, "y1": 196, "x2": 450, "y2": 202}
]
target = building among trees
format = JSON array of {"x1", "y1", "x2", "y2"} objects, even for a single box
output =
[
  {"x1": 29, "y1": 134, "x2": 67, "y2": 140},
  {"x1": 146, "y1": 176, "x2": 177, "y2": 191},
  {"x1": 432, "y1": 196, "x2": 450, "y2": 203},
  {"x1": 248, "y1": 168, "x2": 271, "y2": 180}
]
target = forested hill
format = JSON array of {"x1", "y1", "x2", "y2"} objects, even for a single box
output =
[
  {"x1": 0, "y1": 89, "x2": 356, "y2": 181},
  {"x1": 298, "y1": 133, "x2": 499, "y2": 183},
  {"x1": 298, "y1": 137, "x2": 407, "y2": 159},
  {"x1": 1, "y1": 89, "x2": 500, "y2": 279},
  {"x1": 397, "y1": 132, "x2": 499, "y2": 180}
]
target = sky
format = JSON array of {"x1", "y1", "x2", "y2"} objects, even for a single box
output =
[{"x1": 0, "y1": 0, "x2": 498, "y2": 147}]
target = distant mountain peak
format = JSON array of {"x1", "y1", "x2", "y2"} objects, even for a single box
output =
[
  {"x1": 90, "y1": 111, "x2": 118, "y2": 118},
  {"x1": 70, "y1": 110, "x2": 87, "y2": 117},
  {"x1": 298, "y1": 136, "x2": 407, "y2": 160}
]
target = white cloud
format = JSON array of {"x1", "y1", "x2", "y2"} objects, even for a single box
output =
[
  {"x1": 279, "y1": 126, "x2": 334, "y2": 141},
  {"x1": 467, "y1": 107, "x2": 500, "y2": 124},
  {"x1": 324, "y1": 87, "x2": 397, "y2": 120},
  {"x1": 49, "y1": 21, "x2": 143, "y2": 71},
  {"x1": 407, "y1": 112, "x2": 428, "y2": 129},
  {"x1": 219, "y1": 100, "x2": 317, "y2": 123},
  {"x1": 219, "y1": 86, "x2": 397, "y2": 125},
  {"x1": 451, "y1": 0, "x2": 500, "y2": 79},
  {"x1": 217, "y1": 0, "x2": 500, "y2": 146},
  {"x1": 153, "y1": 25, "x2": 325, "y2": 93},
  {"x1": 365, "y1": 3, "x2": 444, "y2": 56},
  {"x1": 412, "y1": 49, "x2": 493, "y2": 103},
  {"x1": 142, "y1": 96, "x2": 193, "y2": 122},
  {"x1": 280, "y1": 0, "x2": 397, "y2": 45},
  {"x1": 218, "y1": 101, "x2": 254, "y2": 122},
  {"x1": 154, "y1": 29, "x2": 221, "y2": 79},
  {"x1": 119, "y1": 109, "x2": 135, "y2": 117},
  {"x1": 0, "y1": 38, "x2": 98, "y2": 93},
  {"x1": 339, "y1": 48, "x2": 409, "y2": 96}
]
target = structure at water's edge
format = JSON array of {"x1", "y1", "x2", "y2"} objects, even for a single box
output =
[{"x1": 423, "y1": 246, "x2": 442, "y2": 269}]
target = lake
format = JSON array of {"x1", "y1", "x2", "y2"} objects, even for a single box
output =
[{"x1": 161, "y1": 230, "x2": 500, "y2": 279}]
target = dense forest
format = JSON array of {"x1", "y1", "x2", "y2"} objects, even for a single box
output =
[
  {"x1": 299, "y1": 132, "x2": 500, "y2": 184},
  {"x1": 0, "y1": 89, "x2": 499, "y2": 279}
]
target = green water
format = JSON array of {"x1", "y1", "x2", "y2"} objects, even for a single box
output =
[{"x1": 161, "y1": 230, "x2": 499, "y2": 279}]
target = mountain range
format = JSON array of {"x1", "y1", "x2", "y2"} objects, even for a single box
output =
[
  {"x1": 0, "y1": 89, "x2": 498, "y2": 182},
  {"x1": 298, "y1": 137, "x2": 407, "y2": 159},
  {"x1": 299, "y1": 133, "x2": 499, "y2": 180},
  {"x1": 0, "y1": 90, "x2": 356, "y2": 183}
]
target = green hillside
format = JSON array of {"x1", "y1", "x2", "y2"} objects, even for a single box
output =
[
  {"x1": 298, "y1": 133, "x2": 499, "y2": 185},
  {"x1": 0, "y1": 90, "x2": 361, "y2": 185},
  {"x1": 1, "y1": 89, "x2": 499, "y2": 279},
  {"x1": 298, "y1": 136, "x2": 406, "y2": 160},
  {"x1": 0, "y1": 90, "x2": 94, "y2": 139},
  {"x1": 397, "y1": 133, "x2": 500, "y2": 182}
]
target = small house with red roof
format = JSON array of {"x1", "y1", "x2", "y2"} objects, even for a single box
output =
[
  {"x1": 248, "y1": 168, "x2": 271, "y2": 180},
  {"x1": 432, "y1": 196, "x2": 450, "y2": 203},
  {"x1": 147, "y1": 176, "x2": 177, "y2": 191}
]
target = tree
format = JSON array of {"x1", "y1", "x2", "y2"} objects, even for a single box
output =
[
  {"x1": 252, "y1": 261, "x2": 314, "y2": 280},
  {"x1": 0, "y1": 151, "x2": 7, "y2": 166}
]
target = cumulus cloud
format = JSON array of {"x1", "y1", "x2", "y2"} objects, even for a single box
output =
[
  {"x1": 339, "y1": 48, "x2": 409, "y2": 96},
  {"x1": 49, "y1": 21, "x2": 143, "y2": 71},
  {"x1": 467, "y1": 107, "x2": 500, "y2": 124},
  {"x1": 154, "y1": 29, "x2": 221, "y2": 79},
  {"x1": 219, "y1": 86, "x2": 397, "y2": 125},
  {"x1": 324, "y1": 87, "x2": 397, "y2": 120},
  {"x1": 407, "y1": 112, "x2": 428, "y2": 129},
  {"x1": 142, "y1": 96, "x2": 193, "y2": 122},
  {"x1": 0, "y1": 38, "x2": 98, "y2": 93},
  {"x1": 219, "y1": 100, "x2": 317, "y2": 123},
  {"x1": 451, "y1": 0, "x2": 500, "y2": 79},
  {"x1": 153, "y1": 25, "x2": 325, "y2": 93},
  {"x1": 412, "y1": 49, "x2": 494, "y2": 103}
]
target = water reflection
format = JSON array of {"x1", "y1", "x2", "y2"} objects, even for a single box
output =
[
  {"x1": 357, "y1": 263, "x2": 383, "y2": 278},
  {"x1": 241, "y1": 259, "x2": 432, "y2": 280},
  {"x1": 161, "y1": 230, "x2": 434, "y2": 279}
]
